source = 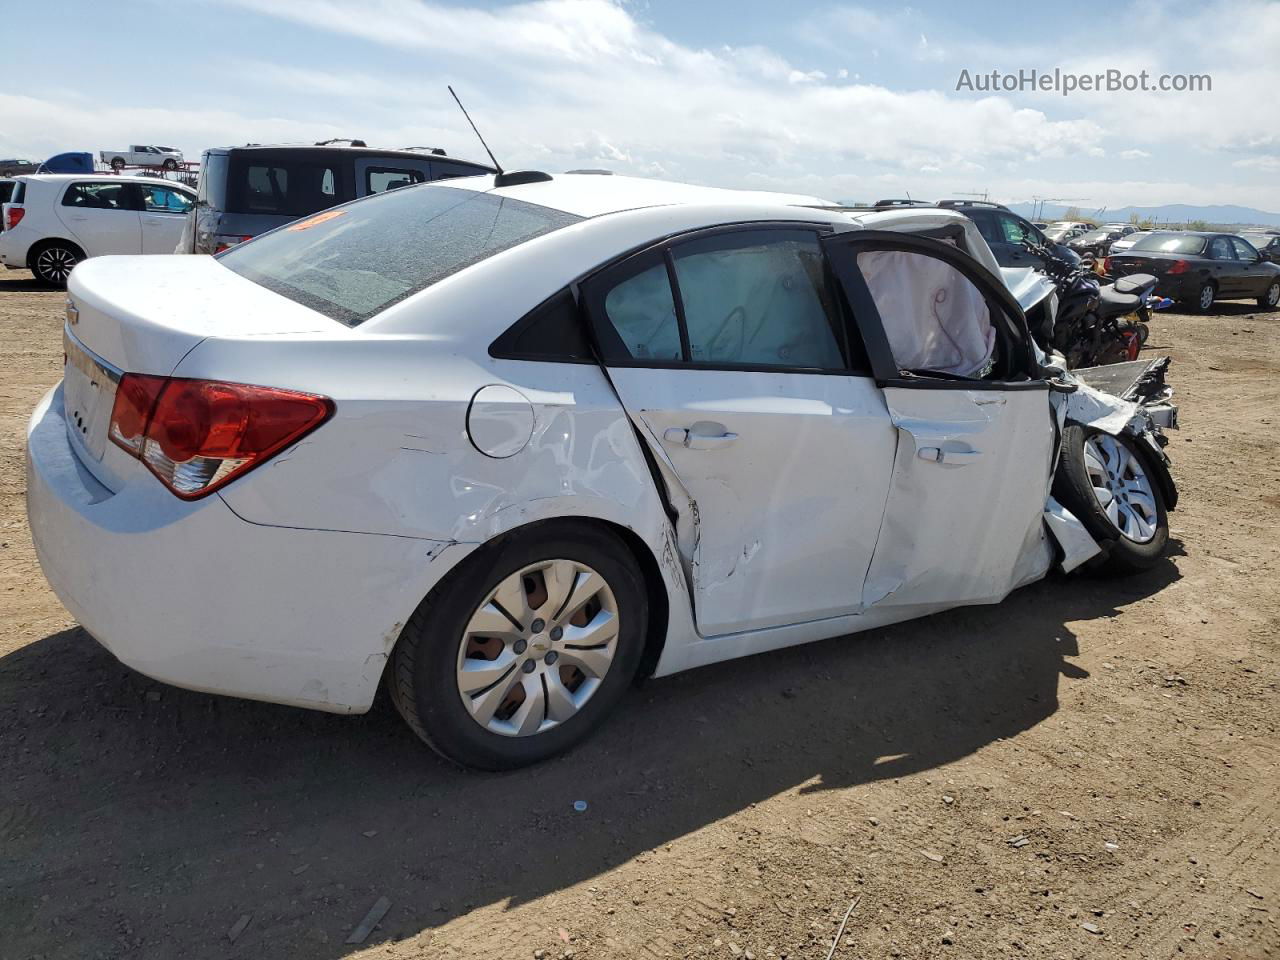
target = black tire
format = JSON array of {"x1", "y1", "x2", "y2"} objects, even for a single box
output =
[
  {"x1": 162, "y1": 158, "x2": 178, "y2": 171},
  {"x1": 109, "y1": 156, "x2": 125, "y2": 171},
  {"x1": 1185, "y1": 280, "x2": 1216, "y2": 313},
  {"x1": 388, "y1": 521, "x2": 648, "y2": 770},
  {"x1": 1053, "y1": 424, "x2": 1168, "y2": 575},
  {"x1": 1258, "y1": 279, "x2": 1280, "y2": 310},
  {"x1": 29, "y1": 241, "x2": 83, "y2": 288}
]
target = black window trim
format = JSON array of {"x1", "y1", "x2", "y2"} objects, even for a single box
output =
[
  {"x1": 491, "y1": 219, "x2": 859, "y2": 370},
  {"x1": 821, "y1": 230, "x2": 1047, "y2": 393}
]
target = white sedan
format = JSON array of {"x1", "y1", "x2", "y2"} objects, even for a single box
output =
[
  {"x1": 26, "y1": 174, "x2": 1178, "y2": 768},
  {"x1": 0, "y1": 174, "x2": 195, "y2": 286}
]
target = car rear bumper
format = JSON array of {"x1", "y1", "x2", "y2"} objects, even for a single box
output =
[{"x1": 26, "y1": 383, "x2": 453, "y2": 714}]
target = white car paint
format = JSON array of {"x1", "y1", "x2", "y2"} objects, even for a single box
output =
[
  {"x1": 0, "y1": 174, "x2": 195, "y2": 276},
  {"x1": 27, "y1": 173, "x2": 1141, "y2": 718}
]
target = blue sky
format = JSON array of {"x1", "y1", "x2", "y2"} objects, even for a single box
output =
[{"x1": 4, "y1": 0, "x2": 1279, "y2": 211}]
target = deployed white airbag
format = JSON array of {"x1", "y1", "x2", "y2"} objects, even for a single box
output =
[{"x1": 858, "y1": 250, "x2": 996, "y2": 377}]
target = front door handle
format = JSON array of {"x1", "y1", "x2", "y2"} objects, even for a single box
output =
[
  {"x1": 918, "y1": 446, "x2": 981, "y2": 465},
  {"x1": 663, "y1": 423, "x2": 739, "y2": 450}
]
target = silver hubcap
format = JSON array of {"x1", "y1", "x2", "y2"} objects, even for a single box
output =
[
  {"x1": 1199, "y1": 285, "x2": 1214, "y2": 310},
  {"x1": 36, "y1": 247, "x2": 77, "y2": 281},
  {"x1": 1084, "y1": 434, "x2": 1158, "y2": 543},
  {"x1": 1267, "y1": 283, "x2": 1279, "y2": 307},
  {"x1": 456, "y1": 559, "x2": 619, "y2": 737}
]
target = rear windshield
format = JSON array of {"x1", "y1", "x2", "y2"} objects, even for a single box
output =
[
  {"x1": 225, "y1": 152, "x2": 352, "y2": 217},
  {"x1": 218, "y1": 185, "x2": 583, "y2": 325},
  {"x1": 199, "y1": 152, "x2": 229, "y2": 211},
  {"x1": 1130, "y1": 234, "x2": 1207, "y2": 255}
]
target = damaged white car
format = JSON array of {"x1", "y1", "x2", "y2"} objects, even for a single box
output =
[{"x1": 26, "y1": 174, "x2": 1178, "y2": 769}]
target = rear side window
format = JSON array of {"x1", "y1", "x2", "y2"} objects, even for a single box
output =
[
  {"x1": 587, "y1": 228, "x2": 852, "y2": 372},
  {"x1": 603, "y1": 257, "x2": 682, "y2": 362},
  {"x1": 366, "y1": 166, "x2": 426, "y2": 194},
  {"x1": 61, "y1": 182, "x2": 134, "y2": 210},
  {"x1": 432, "y1": 160, "x2": 489, "y2": 180},
  {"x1": 672, "y1": 231, "x2": 844, "y2": 368},
  {"x1": 218, "y1": 185, "x2": 582, "y2": 326},
  {"x1": 489, "y1": 289, "x2": 594, "y2": 363},
  {"x1": 226, "y1": 154, "x2": 348, "y2": 216}
]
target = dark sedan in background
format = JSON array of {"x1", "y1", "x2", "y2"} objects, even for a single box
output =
[
  {"x1": 1069, "y1": 227, "x2": 1128, "y2": 258},
  {"x1": 1109, "y1": 232, "x2": 1280, "y2": 312},
  {"x1": 1239, "y1": 231, "x2": 1280, "y2": 264},
  {"x1": 935, "y1": 200, "x2": 1081, "y2": 269}
]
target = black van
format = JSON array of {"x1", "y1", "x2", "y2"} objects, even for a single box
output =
[{"x1": 179, "y1": 142, "x2": 496, "y2": 254}]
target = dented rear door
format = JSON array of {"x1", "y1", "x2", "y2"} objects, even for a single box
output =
[{"x1": 580, "y1": 226, "x2": 897, "y2": 636}]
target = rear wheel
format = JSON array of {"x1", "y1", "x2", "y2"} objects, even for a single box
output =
[
  {"x1": 1259, "y1": 280, "x2": 1280, "y2": 310},
  {"x1": 30, "y1": 242, "x2": 82, "y2": 287},
  {"x1": 109, "y1": 156, "x2": 125, "y2": 171},
  {"x1": 388, "y1": 522, "x2": 648, "y2": 770},
  {"x1": 1053, "y1": 424, "x2": 1168, "y2": 575},
  {"x1": 1187, "y1": 281, "x2": 1216, "y2": 313}
]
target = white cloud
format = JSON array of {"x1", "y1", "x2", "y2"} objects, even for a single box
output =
[{"x1": 1, "y1": 0, "x2": 1277, "y2": 210}]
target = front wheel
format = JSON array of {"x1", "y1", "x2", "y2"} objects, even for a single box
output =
[
  {"x1": 388, "y1": 522, "x2": 648, "y2": 770},
  {"x1": 162, "y1": 158, "x2": 178, "y2": 171},
  {"x1": 1052, "y1": 425, "x2": 1168, "y2": 575},
  {"x1": 1259, "y1": 280, "x2": 1280, "y2": 310}
]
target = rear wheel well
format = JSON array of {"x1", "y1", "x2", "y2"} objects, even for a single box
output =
[{"x1": 405, "y1": 516, "x2": 672, "y2": 682}]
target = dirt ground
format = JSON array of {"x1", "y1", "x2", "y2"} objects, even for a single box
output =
[{"x1": 0, "y1": 267, "x2": 1277, "y2": 960}]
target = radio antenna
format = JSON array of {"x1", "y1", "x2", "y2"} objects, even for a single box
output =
[{"x1": 448, "y1": 85, "x2": 503, "y2": 175}]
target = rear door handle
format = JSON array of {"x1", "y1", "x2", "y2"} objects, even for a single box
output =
[
  {"x1": 663, "y1": 425, "x2": 739, "y2": 450},
  {"x1": 918, "y1": 447, "x2": 981, "y2": 465}
]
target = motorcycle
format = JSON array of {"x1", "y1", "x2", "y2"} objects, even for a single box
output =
[{"x1": 1023, "y1": 239, "x2": 1170, "y2": 368}]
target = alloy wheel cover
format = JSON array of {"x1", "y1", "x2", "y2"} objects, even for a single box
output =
[
  {"x1": 1083, "y1": 434, "x2": 1159, "y2": 543},
  {"x1": 455, "y1": 559, "x2": 620, "y2": 737}
]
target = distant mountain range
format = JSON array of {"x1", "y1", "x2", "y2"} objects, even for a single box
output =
[{"x1": 1008, "y1": 202, "x2": 1280, "y2": 228}]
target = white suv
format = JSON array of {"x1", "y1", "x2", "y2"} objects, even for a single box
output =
[{"x1": 0, "y1": 174, "x2": 195, "y2": 286}]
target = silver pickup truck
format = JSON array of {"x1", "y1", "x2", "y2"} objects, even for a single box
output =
[{"x1": 99, "y1": 146, "x2": 184, "y2": 171}]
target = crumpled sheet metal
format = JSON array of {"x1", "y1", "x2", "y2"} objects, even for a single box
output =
[{"x1": 1063, "y1": 379, "x2": 1142, "y2": 436}]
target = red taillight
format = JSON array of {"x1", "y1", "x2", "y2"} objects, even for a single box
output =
[
  {"x1": 213, "y1": 235, "x2": 253, "y2": 254},
  {"x1": 5, "y1": 207, "x2": 24, "y2": 230},
  {"x1": 107, "y1": 373, "x2": 167, "y2": 455},
  {"x1": 109, "y1": 375, "x2": 332, "y2": 499},
  {"x1": 1103, "y1": 256, "x2": 1113, "y2": 274},
  {"x1": 1167, "y1": 259, "x2": 1190, "y2": 275}
]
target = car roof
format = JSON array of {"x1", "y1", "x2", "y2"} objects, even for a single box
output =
[
  {"x1": 444, "y1": 172, "x2": 835, "y2": 218},
  {"x1": 207, "y1": 143, "x2": 496, "y2": 169}
]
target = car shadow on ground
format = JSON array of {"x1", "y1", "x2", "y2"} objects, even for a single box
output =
[
  {"x1": 1166, "y1": 300, "x2": 1275, "y2": 317},
  {"x1": 0, "y1": 275, "x2": 52, "y2": 293},
  {"x1": 0, "y1": 549, "x2": 1182, "y2": 957}
]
